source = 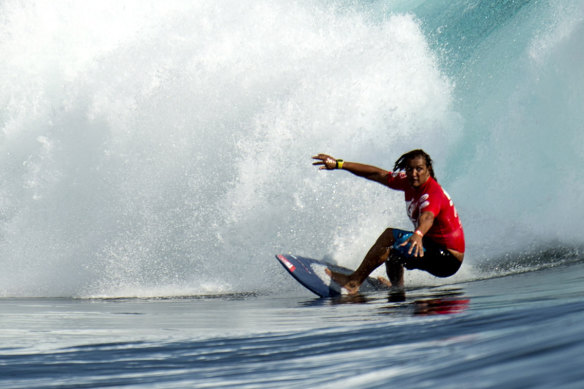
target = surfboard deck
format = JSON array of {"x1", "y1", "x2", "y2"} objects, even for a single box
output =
[{"x1": 275, "y1": 254, "x2": 389, "y2": 297}]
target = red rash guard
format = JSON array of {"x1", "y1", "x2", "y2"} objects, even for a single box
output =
[{"x1": 387, "y1": 172, "x2": 465, "y2": 253}]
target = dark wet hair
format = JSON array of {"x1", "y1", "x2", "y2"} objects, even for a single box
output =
[{"x1": 393, "y1": 149, "x2": 435, "y2": 179}]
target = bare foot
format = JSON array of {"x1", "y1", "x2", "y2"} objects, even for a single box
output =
[
  {"x1": 325, "y1": 268, "x2": 361, "y2": 294},
  {"x1": 377, "y1": 276, "x2": 392, "y2": 288}
]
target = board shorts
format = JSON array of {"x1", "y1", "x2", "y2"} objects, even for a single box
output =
[{"x1": 390, "y1": 229, "x2": 462, "y2": 278}]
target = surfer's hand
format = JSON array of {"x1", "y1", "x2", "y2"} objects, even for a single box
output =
[
  {"x1": 312, "y1": 154, "x2": 337, "y2": 170},
  {"x1": 401, "y1": 234, "x2": 424, "y2": 257}
]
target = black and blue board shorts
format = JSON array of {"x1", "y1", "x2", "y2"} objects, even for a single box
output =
[{"x1": 390, "y1": 229, "x2": 462, "y2": 278}]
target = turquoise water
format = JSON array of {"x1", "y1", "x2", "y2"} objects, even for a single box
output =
[{"x1": 1, "y1": 0, "x2": 584, "y2": 387}]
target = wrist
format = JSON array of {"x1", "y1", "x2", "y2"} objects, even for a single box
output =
[
  {"x1": 336, "y1": 159, "x2": 344, "y2": 169},
  {"x1": 414, "y1": 229, "x2": 423, "y2": 237}
]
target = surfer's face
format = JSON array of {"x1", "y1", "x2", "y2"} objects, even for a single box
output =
[{"x1": 405, "y1": 157, "x2": 430, "y2": 188}]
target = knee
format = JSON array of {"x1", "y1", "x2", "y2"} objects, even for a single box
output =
[{"x1": 377, "y1": 228, "x2": 395, "y2": 246}]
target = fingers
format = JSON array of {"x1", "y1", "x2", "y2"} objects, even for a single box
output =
[
  {"x1": 413, "y1": 241, "x2": 424, "y2": 257},
  {"x1": 407, "y1": 241, "x2": 415, "y2": 255},
  {"x1": 312, "y1": 154, "x2": 336, "y2": 170},
  {"x1": 312, "y1": 154, "x2": 336, "y2": 162},
  {"x1": 401, "y1": 237, "x2": 424, "y2": 257},
  {"x1": 312, "y1": 154, "x2": 332, "y2": 161}
]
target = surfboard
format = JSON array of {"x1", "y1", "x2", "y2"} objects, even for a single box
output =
[{"x1": 275, "y1": 254, "x2": 389, "y2": 297}]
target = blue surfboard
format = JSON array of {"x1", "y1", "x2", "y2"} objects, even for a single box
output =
[{"x1": 275, "y1": 254, "x2": 389, "y2": 297}]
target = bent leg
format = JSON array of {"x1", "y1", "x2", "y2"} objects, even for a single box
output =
[
  {"x1": 385, "y1": 251, "x2": 405, "y2": 288},
  {"x1": 326, "y1": 228, "x2": 395, "y2": 294}
]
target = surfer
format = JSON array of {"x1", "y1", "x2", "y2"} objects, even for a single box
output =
[{"x1": 312, "y1": 150, "x2": 464, "y2": 294}]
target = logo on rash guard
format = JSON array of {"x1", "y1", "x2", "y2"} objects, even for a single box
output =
[
  {"x1": 419, "y1": 194, "x2": 430, "y2": 210},
  {"x1": 406, "y1": 193, "x2": 431, "y2": 224}
]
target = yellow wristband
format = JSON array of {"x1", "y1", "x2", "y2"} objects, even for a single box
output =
[{"x1": 336, "y1": 159, "x2": 344, "y2": 169}]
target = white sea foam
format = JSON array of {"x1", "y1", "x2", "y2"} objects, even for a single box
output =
[{"x1": 0, "y1": 0, "x2": 581, "y2": 297}]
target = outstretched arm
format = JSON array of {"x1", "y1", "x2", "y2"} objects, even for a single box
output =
[{"x1": 312, "y1": 154, "x2": 390, "y2": 186}]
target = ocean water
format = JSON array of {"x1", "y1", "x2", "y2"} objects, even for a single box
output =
[{"x1": 1, "y1": 0, "x2": 584, "y2": 387}]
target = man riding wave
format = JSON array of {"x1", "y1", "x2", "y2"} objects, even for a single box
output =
[{"x1": 312, "y1": 149, "x2": 464, "y2": 294}]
